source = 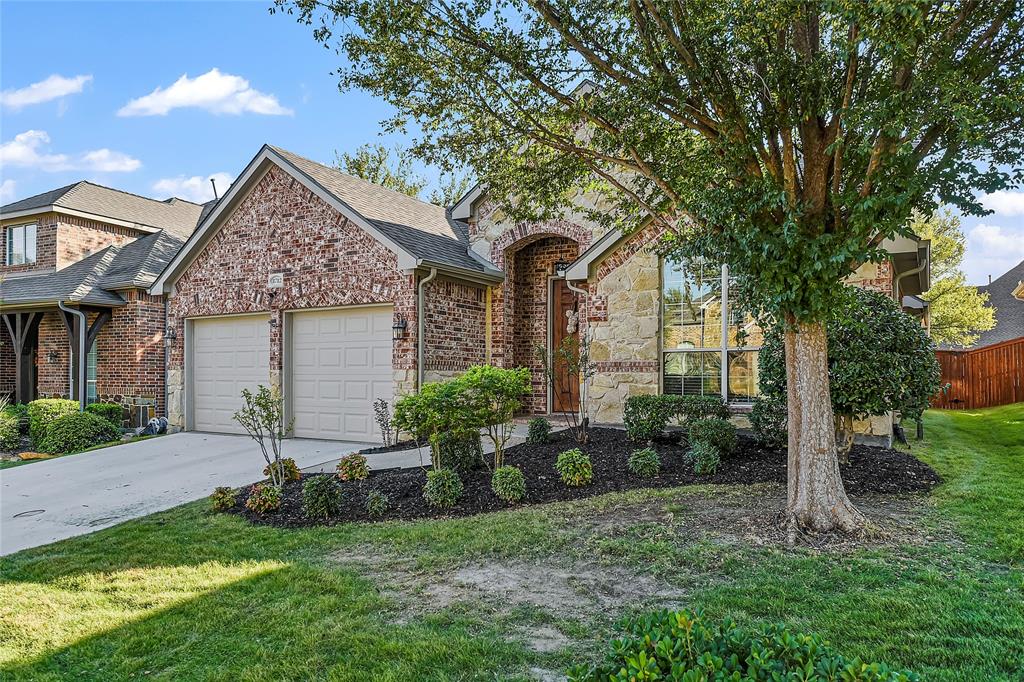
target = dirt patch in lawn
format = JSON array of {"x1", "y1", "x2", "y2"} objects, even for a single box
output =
[{"x1": 228, "y1": 427, "x2": 940, "y2": 528}]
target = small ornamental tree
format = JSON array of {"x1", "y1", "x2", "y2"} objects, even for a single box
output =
[
  {"x1": 233, "y1": 386, "x2": 294, "y2": 490},
  {"x1": 279, "y1": 0, "x2": 1024, "y2": 535},
  {"x1": 536, "y1": 336, "x2": 597, "y2": 444},
  {"x1": 393, "y1": 379, "x2": 480, "y2": 471},
  {"x1": 760, "y1": 288, "x2": 942, "y2": 460},
  {"x1": 462, "y1": 365, "x2": 531, "y2": 469}
]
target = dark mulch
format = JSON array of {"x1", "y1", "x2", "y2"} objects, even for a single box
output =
[
  {"x1": 228, "y1": 427, "x2": 941, "y2": 528},
  {"x1": 358, "y1": 440, "x2": 417, "y2": 455}
]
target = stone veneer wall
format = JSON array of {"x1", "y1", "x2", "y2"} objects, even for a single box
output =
[{"x1": 165, "y1": 165, "x2": 419, "y2": 429}]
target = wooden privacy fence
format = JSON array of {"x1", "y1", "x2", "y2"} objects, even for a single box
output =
[{"x1": 932, "y1": 338, "x2": 1024, "y2": 409}]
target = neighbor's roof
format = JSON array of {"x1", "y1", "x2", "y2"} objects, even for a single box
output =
[
  {"x1": 0, "y1": 231, "x2": 185, "y2": 307},
  {"x1": 0, "y1": 181, "x2": 204, "y2": 239},
  {"x1": 150, "y1": 145, "x2": 502, "y2": 293},
  {"x1": 969, "y1": 259, "x2": 1024, "y2": 348}
]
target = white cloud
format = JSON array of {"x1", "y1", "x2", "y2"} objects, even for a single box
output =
[
  {"x1": 0, "y1": 179, "x2": 16, "y2": 202},
  {"x1": 962, "y1": 222, "x2": 1024, "y2": 285},
  {"x1": 0, "y1": 74, "x2": 92, "y2": 110},
  {"x1": 153, "y1": 172, "x2": 233, "y2": 203},
  {"x1": 981, "y1": 190, "x2": 1024, "y2": 217},
  {"x1": 118, "y1": 68, "x2": 292, "y2": 117},
  {"x1": 0, "y1": 130, "x2": 141, "y2": 173}
]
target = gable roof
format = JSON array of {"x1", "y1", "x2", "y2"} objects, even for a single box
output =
[
  {"x1": 1, "y1": 180, "x2": 204, "y2": 239},
  {"x1": 969, "y1": 259, "x2": 1024, "y2": 348},
  {"x1": 150, "y1": 145, "x2": 502, "y2": 293}
]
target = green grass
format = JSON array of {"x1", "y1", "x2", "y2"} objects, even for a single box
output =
[{"x1": 1, "y1": 406, "x2": 1022, "y2": 680}]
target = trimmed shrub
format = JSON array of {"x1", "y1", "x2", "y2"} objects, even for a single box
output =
[
  {"x1": 688, "y1": 417, "x2": 737, "y2": 455},
  {"x1": 623, "y1": 394, "x2": 673, "y2": 442},
  {"x1": 567, "y1": 609, "x2": 919, "y2": 682},
  {"x1": 423, "y1": 468, "x2": 464, "y2": 509},
  {"x1": 0, "y1": 411, "x2": 20, "y2": 451},
  {"x1": 434, "y1": 431, "x2": 484, "y2": 475},
  {"x1": 302, "y1": 475, "x2": 343, "y2": 519},
  {"x1": 2, "y1": 403, "x2": 30, "y2": 434},
  {"x1": 27, "y1": 398, "x2": 79, "y2": 443},
  {"x1": 674, "y1": 395, "x2": 729, "y2": 424},
  {"x1": 210, "y1": 486, "x2": 237, "y2": 512},
  {"x1": 688, "y1": 441, "x2": 721, "y2": 476},
  {"x1": 366, "y1": 489, "x2": 390, "y2": 517},
  {"x1": 627, "y1": 447, "x2": 660, "y2": 478},
  {"x1": 85, "y1": 402, "x2": 123, "y2": 428},
  {"x1": 264, "y1": 457, "x2": 301, "y2": 482},
  {"x1": 750, "y1": 395, "x2": 787, "y2": 449},
  {"x1": 38, "y1": 412, "x2": 119, "y2": 455},
  {"x1": 245, "y1": 483, "x2": 282, "y2": 514},
  {"x1": 555, "y1": 448, "x2": 593, "y2": 487},
  {"x1": 526, "y1": 417, "x2": 552, "y2": 444},
  {"x1": 337, "y1": 453, "x2": 370, "y2": 481},
  {"x1": 491, "y1": 465, "x2": 526, "y2": 502}
]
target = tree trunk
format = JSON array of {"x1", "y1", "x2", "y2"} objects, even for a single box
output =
[
  {"x1": 835, "y1": 413, "x2": 854, "y2": 464},
  {"x1": 784, "y1": 318, "x2": 865, "y2": 538}
]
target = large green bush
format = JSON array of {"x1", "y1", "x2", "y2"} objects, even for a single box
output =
[
  {"x1": 624, "y1": 394, "x2": 730, "y2": 442},
  {"x1": 38, "y1": 412, "x2": 120, "y2": 455},
  {"x1": 27, "y1": 398, "x2": 79, "y2": 443},
  {"x1": 760, "y1": 287, "x2": 942, "y2": 450},
  {"x1": 567, "y1": 609, "x2": 918, "y2": 681},
  {"x1": 461, "y1": 364, "x2": 531, "y2": 468},
  {"x1": 394, "y1": 378, "x2": 479, "y2": 467},
  {"x1": 85, "y1": 402, "x2": 123, "y2": 428},
  {"x1": 0, "y1": 411, "x2": 20, "y2": 451},
  {"x1": 2, "y1": 402, "x2": 29, "y2": 435}
]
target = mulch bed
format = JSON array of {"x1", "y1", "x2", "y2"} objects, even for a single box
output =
[{"x1": 228, "y1": 427, "x2": 941, "y2": 528}]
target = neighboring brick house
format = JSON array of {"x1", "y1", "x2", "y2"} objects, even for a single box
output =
[
  {"x1": 150, "y1": 144, "x2": 930, "y2": 444},
  {"x1": 0, "y1": 182, "x2": 206, "y2": 422}
]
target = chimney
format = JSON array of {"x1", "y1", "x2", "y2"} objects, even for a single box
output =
[{"x1": 989, "y1": 274, "x2": 992, "y2": 285}]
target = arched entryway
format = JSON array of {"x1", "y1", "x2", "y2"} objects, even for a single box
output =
[{"x1": 498, "y1": 233, "x2": 583, "y2": 414}]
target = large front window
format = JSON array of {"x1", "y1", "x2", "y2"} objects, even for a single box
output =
[
  {"x1": 6, "y1": 223, "x2": 37, "y2": 265},
  {"x1": 662, "y1": 260, "x2": 762, "y2": 403},
  {"x1": 86, "y1": 341, "x2": 98, "y2": 404}
]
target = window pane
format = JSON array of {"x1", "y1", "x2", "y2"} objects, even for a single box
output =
[
  {"x1": 86, "y1": 342, "x2": 98, "y2": 404},
  {"x1": 663, "y1": 351, "x2": 721, "y2": 397},
  {"x1": 24, "y1": 224, "x2": 36, "y2": 263},
  {"x1": 726, "y1": 278, "x2": 764, "y2": 347},
  {"x1": 727, "y1": 350, "x2": 760, "y2": 402},
  {"x1": 662, "y1": 260, "x2": 721, "y2": 350},
  {"x1": 8, "y1": 226, "x2": 24, "y2": 265}
]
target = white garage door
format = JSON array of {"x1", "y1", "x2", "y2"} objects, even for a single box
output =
[
  {"x1": 191, "y1": 314, "x2": 270, "y2": 434},
  {"x1": 290, "y1": 306, "x2": 393, "y2": 441}
]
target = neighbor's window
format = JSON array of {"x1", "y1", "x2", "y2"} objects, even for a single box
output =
[
  {"x1": 86, "y1": 341, "x2": 98, "y2": 405},
  {"x1": 661, "y1": 260, "x2": 762, "y2": 403},
  {"x1": 6, "y1": 223, "x2": 37, "y2": 265}
]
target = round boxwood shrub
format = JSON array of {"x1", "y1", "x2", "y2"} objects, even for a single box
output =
[
  {"x1": 555, "y1": 448, "x2": 593, "y2": 487},
  {"x1": 210, "y1": 486, "x2": 237, "y2": 512},
  {"x1": 85, "y1": 402, "x2": 123, "y2": 428},
  {"x1": 627, "y1": 447, "x2": 660, "y2": 478},
  {"x1": 491, "y1": 465, "x2": 526, "y2": 502},
  {"x1": 750, "y1": 395, "x2": 787, "y2": 449},
  {"x1": 366, "y1": 489, "x2": 390, "y2": 517},
  {"x1": 27, "y1": 398, "x2": 79, "y2": 444},
  {"x1": 435, "y1": 431, "x2": 484, "y2": 475},
  {"x1": 264, "y1": 457, "x2": 301, "y2": 482},
  {"x1": 245, "y1": 483, "x2": 282, "y2": 514},
  {"x1": 526, "y1": 417, "x2": 552, "y2": 444},
  {"x1": 336, "y1": 453, "x2": 370, "y2": 481},
  {"x1": 688, "y1": 417, "x2": 737, "y2": 455},
  {"x1": 623, "y1": 394, "x2": 673, "y2": 442},
  {"x1": 567, "y1": 609, "x2": 919, "y2": 681},
  {"x1": 302, "y1": 475, "x2": 343, "y2": 519},
  {"x1": 688, "y1": 441, "x2": 721, "y2": 476},
  {"x1": 423, "y1": 468, "x2": 464, "y2": 509},
  {"x1": 0, "y1": 411, "x2": 20, "y2": 451},
  {"x1": 38, "y1": 411, "x2": 120, "y2": 455}
]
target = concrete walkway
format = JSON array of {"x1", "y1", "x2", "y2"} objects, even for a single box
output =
[{"x1": 0, "y1": 431, "x2": 378, "y2": 556}]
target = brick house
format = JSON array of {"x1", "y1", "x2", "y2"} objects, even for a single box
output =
[
  {"x1": 151, "y1": 144, "x2": 930, "y2": 444},
  {"x1": 0, "y1": 182, "x2": 207, "y2": 422}
]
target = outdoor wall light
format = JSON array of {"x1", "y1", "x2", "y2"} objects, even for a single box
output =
[
  {"x1": 165, "y1": 327, "x2": 177, "y2": 341},
  {"x1": 392, "y1": 317, "x2": 408, "y2": 341},
  {"x1": 46, "y1": 351, "x2": 59, "y2": 363}
]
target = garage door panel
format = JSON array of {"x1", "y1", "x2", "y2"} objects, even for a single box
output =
[
  {"x1": 291, "y1": 306, "x2": 393, "y2": 441},
  {"x1": 191, "y1": 315, "x2": 270, "y2": 434}
]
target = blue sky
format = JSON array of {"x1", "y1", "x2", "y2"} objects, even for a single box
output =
[{"x1": 2, "y1": 1, "x2": 1022, "y2": 285}]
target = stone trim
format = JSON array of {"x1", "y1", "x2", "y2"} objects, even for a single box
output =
[{"x1": 595, "y1": 361, "x2": 659, "y2": 372}]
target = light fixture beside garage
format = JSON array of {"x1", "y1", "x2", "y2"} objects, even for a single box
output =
[{"x1": 392, "y1": 316, "x2": 407, "y2": 341}]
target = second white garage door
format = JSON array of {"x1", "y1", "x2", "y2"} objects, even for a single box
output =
[
  {"x1": 191, "y1": 314, "x2": 271, "y2": 434},
  {"x1": 290, "y1": 306, "x2": 393, "y2": 441}
]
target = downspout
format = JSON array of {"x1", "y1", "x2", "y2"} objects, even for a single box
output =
[
  {"x1": 57, "y1": 300, "x2": 87, "y2": 411},
  {"x1": 564, "y1": 277, "x2": 589, "y2": 424},
  {"x1": 163, "y1": 297, "x2": 169, "y2": 420},
  {"x1": 417, "y1": 267, "x2": 438, "y2": 391},
  {"x1": 893, "y1": 257, "x2": 928, "y2": 304}
]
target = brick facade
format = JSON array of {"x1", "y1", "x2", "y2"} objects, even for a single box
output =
[
  {"x1": 56, "y1": 215, "x2": 139, "y2": 270},
  {"x1": 1, "y1": 215, "x2": 58, "y2": 275},
  {"x1": 422, "y1": 277, "x2": 487, "y2": 381},
  {"x1": 0, "y1": 324, "x2": 15, "y2": 398}
]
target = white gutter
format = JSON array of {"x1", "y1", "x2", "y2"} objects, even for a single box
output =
[
  {"x1": 893, "y1": 252, "x2": 929, "y2": 302},
  {"x1": 417, "y1": 267, "x2": 438, "y2": 391},
  {"x1": 56, "y1": 300, "x2": 87, "y2": 411}
]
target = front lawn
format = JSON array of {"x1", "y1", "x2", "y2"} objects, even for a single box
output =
[{"x1": 1, "y1": 406, "x2": 1022, "y2": 680}]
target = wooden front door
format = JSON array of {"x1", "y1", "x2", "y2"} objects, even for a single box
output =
[{"x1": 551, "y1": 279, "x2": 580, "y2": 413}]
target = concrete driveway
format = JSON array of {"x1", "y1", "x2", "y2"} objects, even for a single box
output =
[{"x1": 0, "y1": 432, "x2": 378, "y2": 556}]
